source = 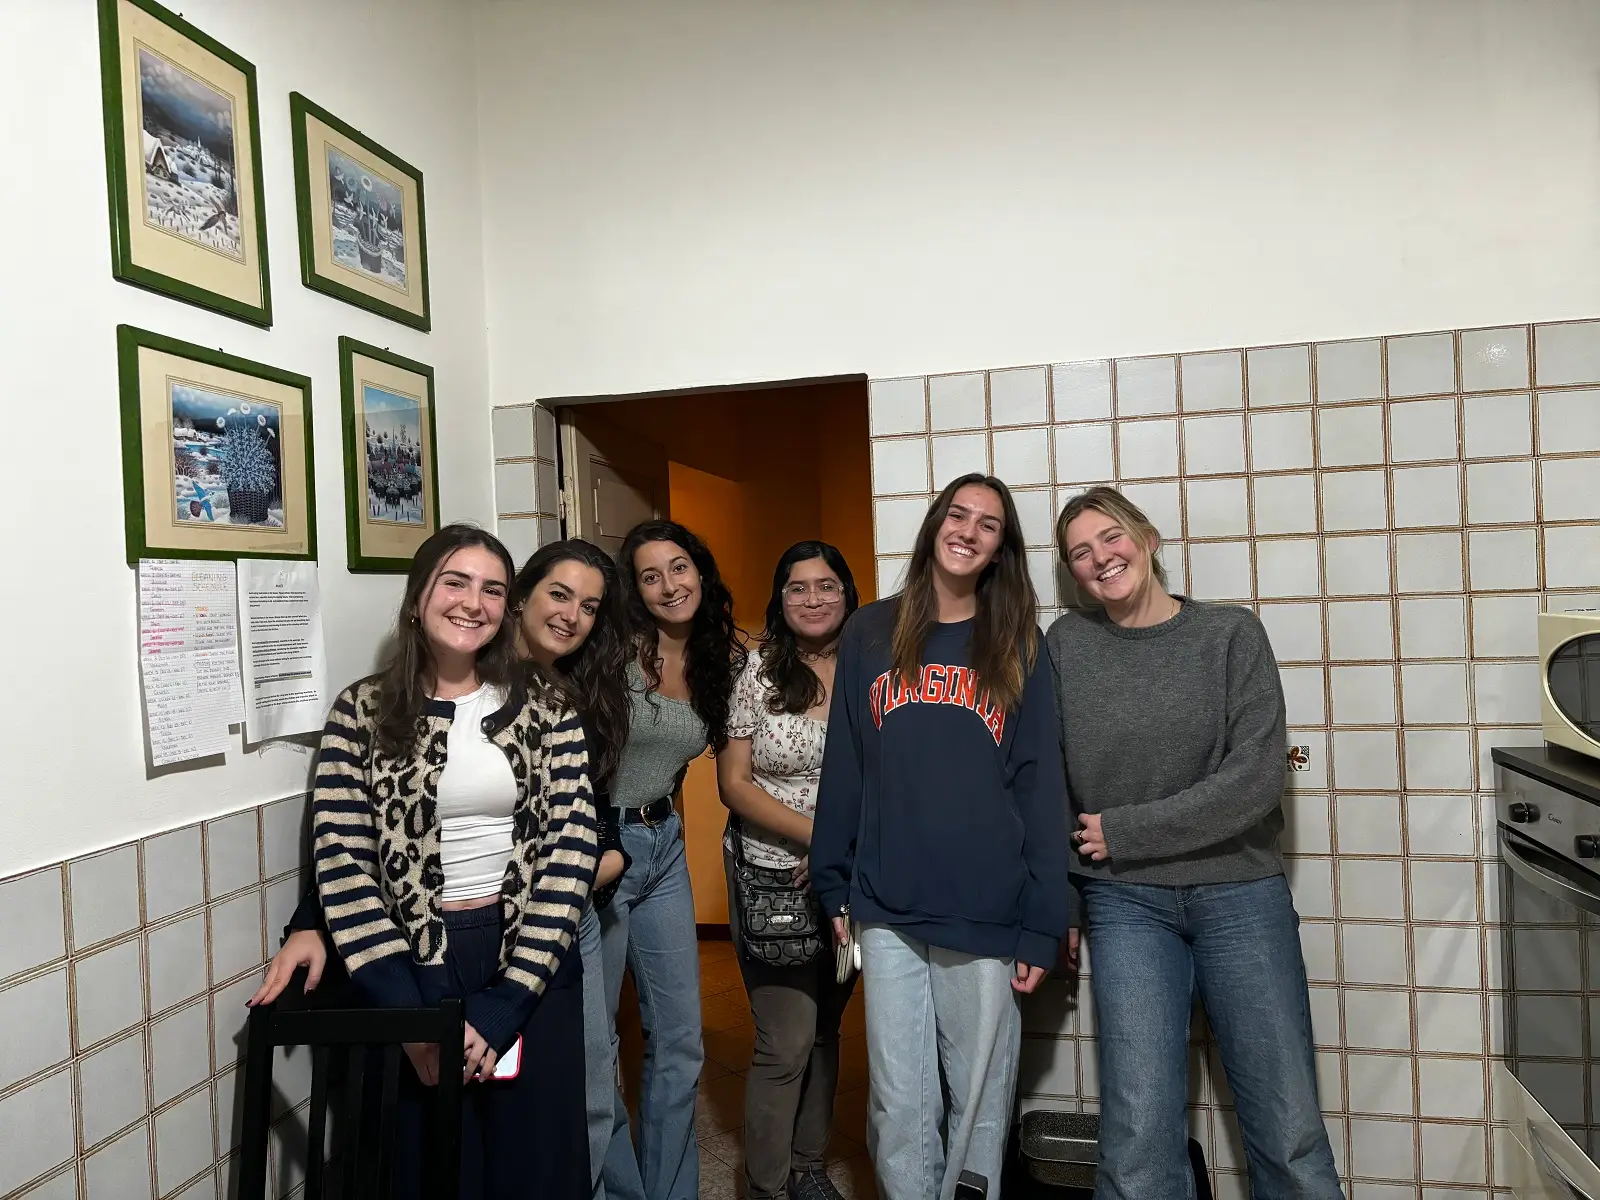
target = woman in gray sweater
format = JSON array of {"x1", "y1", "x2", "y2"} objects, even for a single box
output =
[{"x1": 1046, "y1": 487, "x2": 1341, "y2": 1199}]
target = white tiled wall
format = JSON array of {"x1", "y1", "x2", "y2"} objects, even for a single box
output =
[
  {"x1": 0, "y1": 796, "x2": 311, "y2": 1199},
  {"x1": 874, "y1": 319, "x2": 1600, "y2": 1198},
  {"x1": 489, "y1": 403, "x2": 562, "y2": 563}
]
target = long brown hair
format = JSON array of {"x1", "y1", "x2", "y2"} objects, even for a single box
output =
[
  {"x1": 890, "y1": 473, "x2": 1037, "y2": 713},
  {"x1": 373, "y1": 524, "x2": 522, "y2": 755},
  {"x1": 617, "y1": 520, "x2": 748, "y2": 752},
  {"x1": 509, "y1": 539, "x2": 630, "y2": 785},
  {"x1": 759, "y1": 540, "x2": 860, "y2": 715}
]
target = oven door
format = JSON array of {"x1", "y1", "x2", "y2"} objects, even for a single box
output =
[{"x1": 1500, "y1": 822, "x2": 1600, "y2": 1194}]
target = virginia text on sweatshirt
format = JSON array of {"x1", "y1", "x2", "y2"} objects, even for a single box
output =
[{"x1": 810, "y1": 599, "x2": 1074, "y2": 968}]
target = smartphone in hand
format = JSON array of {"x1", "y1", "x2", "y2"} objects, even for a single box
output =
[{"x1": 490, "y1": 1035, "x2": 521, "y2": 1081}]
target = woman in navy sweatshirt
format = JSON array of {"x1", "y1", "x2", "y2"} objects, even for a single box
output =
[{"x1": 810, "y1": 473, "x2": 1074, "y2": 1200}]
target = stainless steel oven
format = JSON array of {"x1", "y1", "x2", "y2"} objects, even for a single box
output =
[{"x1": 1494, "y1": 746, "x2": 1600, "y2": 1197}]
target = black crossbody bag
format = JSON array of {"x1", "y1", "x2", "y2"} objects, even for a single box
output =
[{"x1": 728, "y1": 813, "x2": 826, "y2": 968}]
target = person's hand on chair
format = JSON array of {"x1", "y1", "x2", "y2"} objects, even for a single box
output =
[
  {"x1": 248, "y1": 929, "x2": 326, "y2": 1007},
  {"x1": 403, "y1": 1043, "x2": 440, "y2": 1087}
]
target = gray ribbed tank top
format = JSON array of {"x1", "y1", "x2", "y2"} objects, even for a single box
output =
[{"x1": 612, "y1": 660, "x2": 709, "y2": 807}]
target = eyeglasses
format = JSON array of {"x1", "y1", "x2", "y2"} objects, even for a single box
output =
[{"x1": 782, "y1": 580, "x2": 844, "y2": 605}]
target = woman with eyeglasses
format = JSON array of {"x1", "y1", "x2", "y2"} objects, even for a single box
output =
[{"x1": 716, "y1": 542, "x2": 859, "y2": 1200}]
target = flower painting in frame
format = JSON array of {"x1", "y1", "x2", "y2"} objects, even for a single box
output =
[
  {"x1": 339, "y1": 337, "x2": 440, "y2": 572},
  {"x1": 98, "y1": 0, "x2": 272, "y2": 325},
  {"x1": 118, "y1": 326, "x2": 316, "y2": 564},
  {"x1": 292, "y1": 94, "x2": 432, "y2": 330}
]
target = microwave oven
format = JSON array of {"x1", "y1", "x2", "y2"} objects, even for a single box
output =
[{"x1": 1540, "y1": 611, "x2": 1600, "y2": 761}]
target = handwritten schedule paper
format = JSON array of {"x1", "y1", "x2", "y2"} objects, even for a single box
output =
[
  {"x1": 237, "y1": 559, "x2": 329, "y2": 742},
  {"x1": 137, "y1": 560, "x2": 243, "y2": 767}
]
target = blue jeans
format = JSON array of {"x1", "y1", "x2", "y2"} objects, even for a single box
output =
[
  {"x1": 599, "y1": 812, "x2": 702, "y2": 1200},
  {"x1": 579, "y1": 901, "x2": 624, "y2": 1200},
  {"x1": 860, "y1": 925, "x2": 1020, "y2": 1200},
  {"x1": 1081, "y1": 875, "x2": 1341, "y2": 1200}
]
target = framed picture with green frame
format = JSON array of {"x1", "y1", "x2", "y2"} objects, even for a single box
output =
[
  {"x1": 97, "y1": 0, "x2": 273, "y2": 326},
  {"x1": 339, "y1": 337, "x2": 440, "y2": 572},
  {"x1": 292, "y1": 93, "x2": 433, "y2": 331},
  {"x1": 117, "y1": 325, "x2": 317, "y2": 564}
]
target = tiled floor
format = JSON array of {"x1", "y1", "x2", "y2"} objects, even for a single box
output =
[{"x1": 616, "y1": 940, "x2": 878, "y2": 1199}]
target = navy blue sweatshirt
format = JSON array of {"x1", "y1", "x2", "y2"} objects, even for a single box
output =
[{"x1": 809, "y1": 599, "x2": 1073, "y2": 969}]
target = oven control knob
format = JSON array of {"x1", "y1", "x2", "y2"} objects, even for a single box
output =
[
  {"x1": 1577, "y1": 835, "x2": 1600, "y2": 859},
  {"x1": 1508, "y1": 802, "x2": 1540, "y2": 824}
]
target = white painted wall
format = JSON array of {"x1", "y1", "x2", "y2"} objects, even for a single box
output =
[
  {"x1": 0, "y1": 0, "x2": 491, "y2": 875},
  {"x1": 473, "y1": 0, "x2": 1600, "y2": 397}
]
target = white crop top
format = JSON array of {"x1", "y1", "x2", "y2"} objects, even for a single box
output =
[{"x1": 435, "y1": 684, "x2": 519, "y2": 903}]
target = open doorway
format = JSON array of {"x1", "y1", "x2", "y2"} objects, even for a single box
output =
[
  {"x1": 545, "y1": 375, "x2": 879, "y2": 1192},
  {"x1": 548, "y1": 375, "x2": 876, "y2": 929}
]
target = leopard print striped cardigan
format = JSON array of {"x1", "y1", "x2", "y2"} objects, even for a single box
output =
[{"x1": 311, "y1": 675, "x2": 597, "y2": 1049}]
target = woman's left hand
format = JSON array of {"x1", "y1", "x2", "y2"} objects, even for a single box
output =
[
  {"x1": 1075, "y1": 813, "x2": 1108, "y2": 861},
  {"x1": 1011, "y1": 962, "x2": 1047, "y2": 994},
  {"x1": 791, "y1": 856, "x2": 810, "y2": 890}
]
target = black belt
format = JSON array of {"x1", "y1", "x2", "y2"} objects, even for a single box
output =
[{"x1": 621, "y1": 795, "x2": 674, "y2": 827}]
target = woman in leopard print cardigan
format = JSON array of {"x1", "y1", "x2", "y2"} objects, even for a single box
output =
[{"x1": 311, "y1": 524, "x2": 597, "y2": 1198}]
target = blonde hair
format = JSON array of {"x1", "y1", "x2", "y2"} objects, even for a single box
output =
[{"x1": 1053, "y1": 486, "x2": 1169, "y2": 588}]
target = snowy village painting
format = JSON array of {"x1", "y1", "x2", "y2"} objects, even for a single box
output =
[
  {"x1": 292, "y1": 92, "x2": 432, "y2": 331},
  {"x1": 137, "y1": 47, "x2": 241, "y2": 260},
  {"x1": 100, "y1": 0, "x2": 272, "y2": 326},
  {"x1": 328, "y1": 148, "x2": 407, "y2": 291},
  {"x1": 362, "y1": 386, "x2": 425, "y2": 526},
  {"x1": 170, "y1": 384, "x2": 284, "y2": 528},
  {"x1": 340, "y1": 338, "x2": 438, "y2": 572},
  {"x1": 119, "y1": 326, "x2": 315, "y2": 564}
]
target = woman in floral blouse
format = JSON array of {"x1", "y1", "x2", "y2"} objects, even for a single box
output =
[{"x1": 716, "y1": 541, "x2": 860, "y2": 1200}]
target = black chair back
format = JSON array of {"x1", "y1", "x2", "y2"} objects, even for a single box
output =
[{"x1": 236, "y1": 995, "x2": 465, "y2": 1200}]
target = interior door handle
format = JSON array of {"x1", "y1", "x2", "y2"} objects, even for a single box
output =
[{"x1": 1530, "y1": 1124, "x2": 1598, "y2": 1200}]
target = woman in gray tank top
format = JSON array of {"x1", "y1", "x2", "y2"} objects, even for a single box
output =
[{"x1": 598, "y1": 520, "x2": 747, "y2": 1200}]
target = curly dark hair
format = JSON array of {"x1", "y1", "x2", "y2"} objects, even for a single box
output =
[
  {"x1": 617, "y1": 520, "x2": 747, "y2": 752},
  {"x1": 758, "y1": 541, "x2": 859, "y2": 715},
  {"x1": 373, "y1": 524, "x2": 521, "y2": 755},
  {"x1": 510, "y1": 539, "x2": 630, "y2": 786}
]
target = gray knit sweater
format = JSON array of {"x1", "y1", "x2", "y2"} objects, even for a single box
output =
[{"x1": 1044, "y1": 599, "x2": 1288, "y2": 886}]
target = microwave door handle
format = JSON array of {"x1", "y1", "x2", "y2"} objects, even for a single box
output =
[
  {"x1": 1529, "y1": 1125, "x2": 1598, "y2": 1200},
  {"x1": 1502, "y1": 832, "x2": 1600, "y2": 917}
]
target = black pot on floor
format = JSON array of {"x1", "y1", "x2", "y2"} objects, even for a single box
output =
[{"x1": 1016, "y1": 1109, "x2": 1213, "y2": 1199}]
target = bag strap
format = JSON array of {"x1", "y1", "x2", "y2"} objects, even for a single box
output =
[{"x1": 727, "y1": 810, "x2": 750, "y2": 871}]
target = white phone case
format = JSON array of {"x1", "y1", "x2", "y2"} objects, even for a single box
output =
[{"x1": 491, "y1": 1035, "x2": 522, "y2": 1080}]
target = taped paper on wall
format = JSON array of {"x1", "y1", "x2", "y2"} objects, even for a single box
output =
[
  {"x1": 137, "y1": 559, "x2": 243, "y2": 767},
  {"x1": 237, "y1": 559, "x2": 329, "y2": 742}
]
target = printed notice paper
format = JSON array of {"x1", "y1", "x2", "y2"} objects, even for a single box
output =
[
  {"x1": 237, "y1": 559, "x2": 329, "y2": 742},
  {"x1": 137, "y1": 559, "x2": 243, "y2": 767}
]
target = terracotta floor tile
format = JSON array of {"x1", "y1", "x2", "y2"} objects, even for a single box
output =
[
  {"x1": 696, "y1": 1071, "x2": 746, "y2": 1140},
  {"x1": 826, "y1": 1151, "x2": 879, "y2": 1200},
  {"x1": 698, "y1": 1148, "x2": 747, "y2": 1198},
  {"x1": 704, "y1": 1021, "x2": 757, "y2": 1074}
]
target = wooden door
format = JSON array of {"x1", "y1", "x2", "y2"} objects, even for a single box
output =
[{"x1": 556, "y1": 408, "x2": 670, "y2": 554}]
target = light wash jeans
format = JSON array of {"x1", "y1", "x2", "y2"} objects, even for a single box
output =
[
  {"x1": 1081, "y1": 874, "x2": 1343, "y2": 1200},
  {"x1": 860, "y1": 924, "x2": 1020, "y2": 1200},
  {"x1": 579, "y1": 901, "x2": 633, "y2": 1200},
  {"x1": 598, "y1": 812, "x2": 702, "y2": 1200}
]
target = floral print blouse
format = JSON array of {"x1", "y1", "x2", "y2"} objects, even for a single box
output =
[{"x1": 725, "y1": 653, "x2": 829, "y2": 870}]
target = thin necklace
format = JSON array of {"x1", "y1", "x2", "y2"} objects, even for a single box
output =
[{"x1": 798, "y1": 643, "x2": 838, "y2": 663}]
